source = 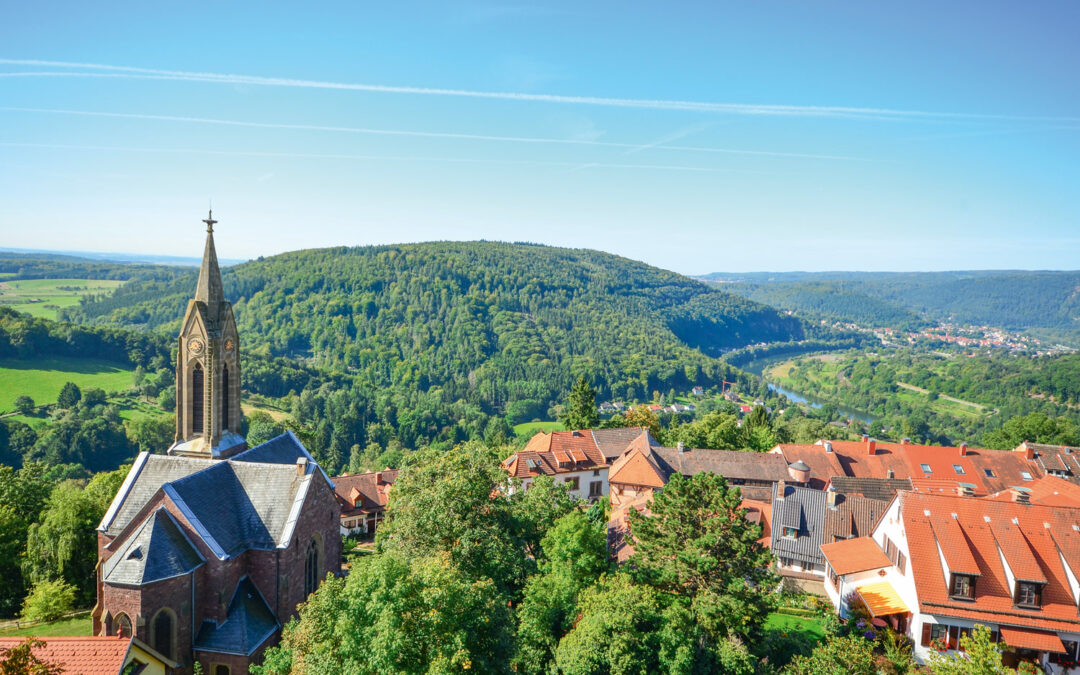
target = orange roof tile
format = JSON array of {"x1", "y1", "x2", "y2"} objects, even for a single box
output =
[
  {"x1": 608, "y1": 445, "x2": 666, "y2": 488},
  {"x1": 0, "y1": 636, "x2": 132, "y2": 675},
  {"x1": 928, "y1": 516, "x2": 981, "y2": 576},
  {"x1": 820, "y1": 536, "x2": 892, "y2": 575},
  {"x1": 503, "y1": 428, "x2": 632, "y2": 479},
  {"x1": 901, "y1": 492, "x2": 1080, "y2": 633},
  {"x1": 333, "y1": 469, "x2": 399, "y2": 516}
]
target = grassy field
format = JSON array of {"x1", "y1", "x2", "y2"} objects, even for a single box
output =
[
  {"x1": 765, "y1": 612, "x2": 826, "y2": 640},
  {"x1": 514, "y1": 421, "x2": 565, "y2": 437},
  {"x1": 0, "y1": 278, "x2": 124, "y2": 319},
  {"x1": 242, "y1": 402, "x2": 291, "y2": 422},
  {"x1": 0, "y1": 356, "x2": 134, "y2": 413},
  {"x1": 0, "y1": 614, "x2": 92, "y2": 637}
]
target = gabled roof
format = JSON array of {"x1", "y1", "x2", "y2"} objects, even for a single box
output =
[
  {"x1": 333, "y1": 469, "x2": 398, "y2": 516},
  {"x1": 0, "y1": 636, "x2": 133, "y2": 675},
  {"x1": 607, "y1": 439, "x2": 667, "y2": 489},
  {"x1": 770, "y1": 483, "x2": 827, "y2": 566},
  {"x1": 820, "y1": 536, "x2": 892, "y2": 575},
  {"x1": 194, "y1": 577, "x2": 279, "y2": 656},
  {"x1": 1018, "y1": 442, "x2": 1080, "y2": 483},
  {"x1": 824, "y1": 492, "x2": 888, "y2": 543},
  {"x1": 504, "y1": 427, "x2": 648, "y2": 478},
  {"x1": 900, "y1": 492, "x2": 1080, "y2": 633},
  {"x1": 985, "y1": 476, "x2": 1080, "y2": 507},
  {"x1": 100, "y1": 432, "x2": 329, "y2": 561},
  {"x1": 829, "y1": 476, "x2": 913, "y2": 501},
  {"x1": 102, "y1": 508, "x2": 204, "y2": 586}
]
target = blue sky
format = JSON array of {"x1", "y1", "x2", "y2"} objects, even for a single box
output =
[{"x1": 1, "y1": 1, "x2": 1077, "y2": 273}]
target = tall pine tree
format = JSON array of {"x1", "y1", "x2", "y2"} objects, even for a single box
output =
[{"x1": 560, "y1": 376, "x2": 599, "y2": 431}]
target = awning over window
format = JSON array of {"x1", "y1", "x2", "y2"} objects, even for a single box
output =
[
  {"x1": 856, "y1": 581, "x2": 909, "y2": 617},
  {"x1": 999, "y1": 626, "x2": 1066, "y2": 653}
]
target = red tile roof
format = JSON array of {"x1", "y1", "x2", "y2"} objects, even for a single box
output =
[
  {"x1": 503, "y1": 428, "x2": 645, "y2": 479},
  {"x1": 900, "y1": 492, "x2": 1080, "y2": 633},
  {"x1": 820, "y1": 536, "x2": 892, "y2": 575},
  {"x1": 985, "y1": 476, "x2": 1080, "y2": 507},
  {"x1": 333, "y1": 469, "x2": 398, "y2": 516},
  {"x1": 773, "y1": 440, "x2": 1043, "y2": 495},
  {"x1": 0, "y1": 636, "x2": 132, "y2": 675}
]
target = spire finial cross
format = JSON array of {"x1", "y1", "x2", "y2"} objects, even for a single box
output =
[{"x1": 203, "y1": 209, "x2": 218, "y2": 233}]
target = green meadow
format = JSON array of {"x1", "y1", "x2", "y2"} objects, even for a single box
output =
[
  {"x1": 513, "y1": 420, "x2": 565, "y2": 437},
  {"x1": 0, "y1": 356, "x2": 134, "y2": 413},
  {"x1": 0, "y1": 277, "x2": 125, "y2": 319}
]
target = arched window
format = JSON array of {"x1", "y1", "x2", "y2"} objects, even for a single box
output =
[
  {"x1": 214, "y1": 665, "x2": 231, "y2": 675},
  {"x1": 151, "y1": 609, "x2": 175, "y2": 660},
  {"x1": 305, "y1": 538, "x2": 320, "y2": 596},
  {"x1": 221, "y1": 364, "x2": 230, "y2": 430},
  {"x1": 191, "y1": 363, "x2": 204, "y2": 433},
  {"x1": 115, "y1": 613, "x2": 132, "y2": 638}
]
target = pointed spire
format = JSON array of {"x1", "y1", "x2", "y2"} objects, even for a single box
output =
[{"x1": 194, "y1": 210, "x2": 224, "y2": 310}]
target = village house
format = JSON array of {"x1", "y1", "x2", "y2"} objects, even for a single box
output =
[
  {"x1": 820, "y1": 490, "x2": 1080, "y2": 672},
  {"x1": 0, "y1": 636, "x2": 177, "y2": 675},
  {"x1": 333, "y1": 469, "x2": 398, "y2": 537},
  {"x1": 501, "y1": 427, "x2": 654, "y2": 500},
  {"x1": 91, "y1": 215, "x2": 340, "y2": 675}
]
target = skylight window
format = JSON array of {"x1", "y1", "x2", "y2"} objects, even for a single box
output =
[
  {"x1": 921, "y1": 463, "x2": 932, "y2": 473},
  {"x1": 984, "y1": 469, "x2": 996, "y2": 478},
  {"x1": 953, "y1": 465, "x2": 965, "y2": 475},
  {"x1": 1021, "y1": 471, "x2": 1033, "y2": 481}
]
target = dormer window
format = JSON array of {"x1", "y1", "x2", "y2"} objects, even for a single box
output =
[
  {"x1": 783, "y1": 526, "x2": 798, "y2": 539},
  {"x1": 1016, "y1": 581, "x2": 1042, "y2": 608},
  {"x1": 953, "y1": 465, "x2": 965, "y2": 475},
  {"x1": 921, "y1": 464, "x2": 933, "y2": 474},
  {"x1": 950, "y1": 574, "x2": 976, "y2": 600}
]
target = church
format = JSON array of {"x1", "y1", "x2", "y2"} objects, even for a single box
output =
[{"x1": 91, "y1": 213, "x2": 341, "y2": 675}]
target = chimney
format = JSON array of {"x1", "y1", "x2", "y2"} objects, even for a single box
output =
[
  {"x1": 901, "y1": 437, "x2": 911, "y2": 446},
  {"x1": 862, "y1": 434, "x2": 870, "y2": 443},
  {"x1": 827, "y1": 487, "x2": 838, "y2": 509},
  {"x1": 677, "y1": 441, "x2": 688, "y2": 453},
  {"x1": 296, "y1": 457, "x2": 308, "y2": 477},
  {"x1": 1025, "y1": 445, "x2": 1035, "y2": 460},
  {"x1": 867, "y1": 438, "x2": 877, "y2": 456},
  {"x1": 375, "y1": 471, "x2": 384, "y2": 484},
  {"x1": 959, "y1": 442, "x2": 968, "y2": 457},
  {"x1": 776, "y1": 480, "x2": 786, "y2": 500},
  {"x1": 824, "y1": 441, "x2": 833, "y2": 453}
]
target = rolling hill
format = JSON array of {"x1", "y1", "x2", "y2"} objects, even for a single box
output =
[
  {"x1": 63, "y1": 241, "x2": 804, "y2": 411},
  {"x1": 701, "y1": 271, "x2": 1080, "y2": 342}
]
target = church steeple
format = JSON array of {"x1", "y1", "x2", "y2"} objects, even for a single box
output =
[{"x1": 169, "y1": 211, "x2": 245, "y2": 460}]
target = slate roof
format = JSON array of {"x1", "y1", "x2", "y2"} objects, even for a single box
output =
[
  {"x1": 194, "y1": 577, "x2": 279, "y2": 656},
  {"x1": 0, "y1": 637, "x2": 133, "y2": 675},
  {"x1": 900, "y1": 492, "x2": 1080, "y2": 633},
  {"x1": 770, "y1": 483, "x2": 827, "y2": 566},
  {"x1": 100, "y1": 432, "x2": 329, "y2": 562},
  {"x1": 829, "y1": 476, "x2": 913, "y2": 501},
  {"x1": 101, "y1": 508, "x2": 204, "y2": 586}
]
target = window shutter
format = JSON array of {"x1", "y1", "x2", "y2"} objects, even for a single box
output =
[{"x1": 922, "y1": 623, "x2": 932, "y2": 647}]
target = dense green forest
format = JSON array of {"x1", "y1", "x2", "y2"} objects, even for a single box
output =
[
  {"x1": 769, "y1": 349, "x2": 1080, "y2": 447},
  {"x1": 703, "y1": 270, "x2": 1080, "y2": 341}
]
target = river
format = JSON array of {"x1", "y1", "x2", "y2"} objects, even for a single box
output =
[{"x1": 738, "y1": 354, "x2": 877, "y2": 424}]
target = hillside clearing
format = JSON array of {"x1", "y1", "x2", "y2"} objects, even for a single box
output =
[
  {"x1": 0, "y1": 356, "x2": 134, "y2": 413},
  {"x1": 0, "y1": 278, "x2": 124, "y2": 319}
]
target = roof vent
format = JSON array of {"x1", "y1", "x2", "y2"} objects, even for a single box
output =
[
  {"x1": 824, "y1": 441, "x2": 833, "y2": 453},
  {"x1": 677, "y1": 441, "x2": 688, "y2": 453},
  {"x1": 887, "y1": 469, "x2": 895, "y2": 479}
]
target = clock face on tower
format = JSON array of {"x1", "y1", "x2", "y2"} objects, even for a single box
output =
[
  {"x1": 188, "y1": 338, "x2": 205, "y2": 355},
  {"x1": 224, "y1": 338, "x2": 235, "y2": 352}
]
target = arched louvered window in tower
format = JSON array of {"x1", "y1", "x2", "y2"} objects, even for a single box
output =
[
  {"x1": 191, "y1": 363, "x2": 204, "y2": 432},
  {"x1": 221, "y1": 364, "x2": 230, "y2": 430}
]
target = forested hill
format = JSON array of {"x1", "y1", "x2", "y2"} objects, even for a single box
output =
[
  {"x1": 64, "y1": 241, "x2": 803, "y2": 408},
  {"x1": 701, "y1": 270, "x2": 1080, "y2": 340}
]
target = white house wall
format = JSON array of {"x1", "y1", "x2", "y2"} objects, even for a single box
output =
[{"x1": 521, "y1": 467, "x2": 609, "y2": 500}]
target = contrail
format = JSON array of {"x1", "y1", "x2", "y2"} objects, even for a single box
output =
[
  {"x1": 3, "y1": 59, "x2": 1076, "y2": 124},
  {"x1": 0, "y1": 106, "x2": 868, "y2": 161},
  {"x1": 0, "y1": 141, "x2": 768, "y2": 173}
]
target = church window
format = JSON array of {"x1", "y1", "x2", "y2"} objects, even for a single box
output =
[
  {"x1": 151, "y1": 609, "x2": 175, "y2": 660},
  {"x1": 221, "y1": 364, "x2": 230, "y2": 430},
  {"x1": 191, "y1": 363, "x2": 204, "y2": 432},
  {"x1": 305, "y1": 538, "x2": 320, "y2": 596},
  {"x1": 114, "y1": 613, "x2": 131, "y2": 638}
]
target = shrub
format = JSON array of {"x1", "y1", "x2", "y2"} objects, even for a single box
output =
[{"x1": 20, "y1": 579, "x2": 77, "y2": 623}]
